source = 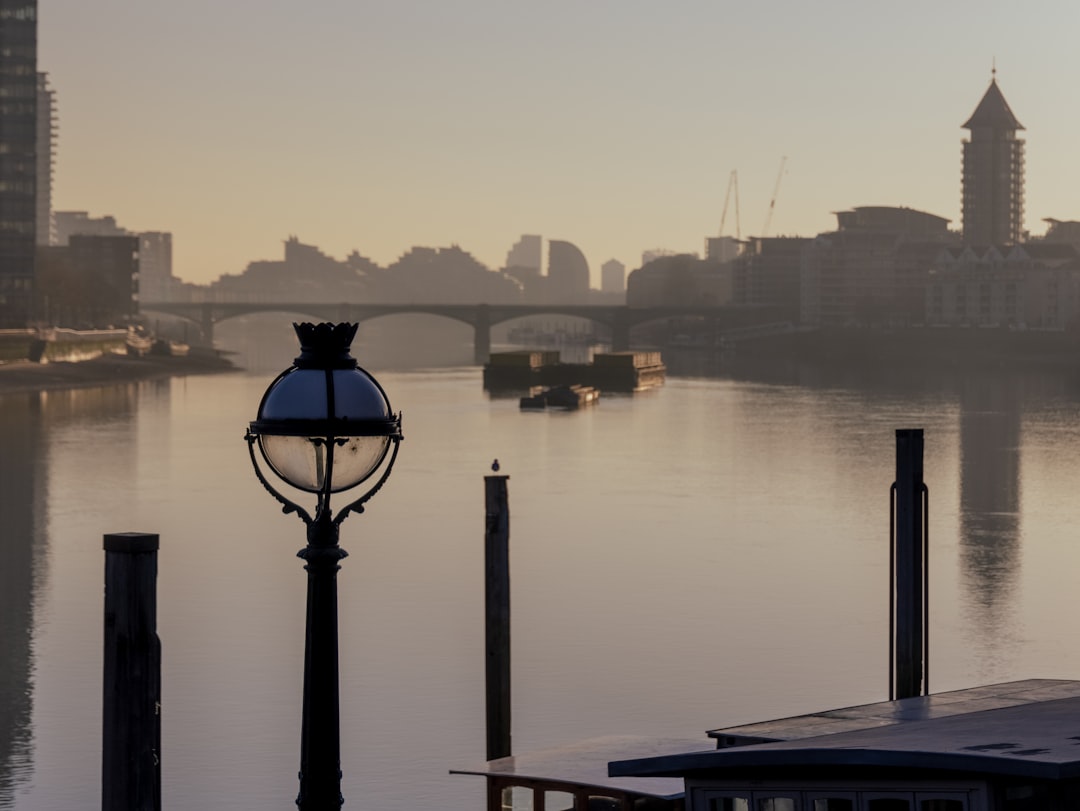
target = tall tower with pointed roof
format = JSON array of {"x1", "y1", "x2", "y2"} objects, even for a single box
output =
[{"x1": 961, "y1": 74, "x2": 1025, "y2": 245}]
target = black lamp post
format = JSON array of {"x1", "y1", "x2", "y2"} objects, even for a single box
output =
[{"x1": 245, "y1": 322, "x2": 403, "y2": 810}]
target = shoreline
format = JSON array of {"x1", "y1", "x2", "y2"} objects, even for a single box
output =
[{"x1": 0, "y1": 350, "x2": 240, "y2": 396}]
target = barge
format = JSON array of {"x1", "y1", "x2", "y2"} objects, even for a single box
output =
[
  {"x1": 484, "y1": 350, "x2": 665, "y2": 394},
  {"x1": 520, "y1": 384, "x2": 600, "y2": 410}
]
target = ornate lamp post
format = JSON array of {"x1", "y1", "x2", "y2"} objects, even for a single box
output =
[{"x1": 245, "y1": 322, "x2": 403, "y2": 809}]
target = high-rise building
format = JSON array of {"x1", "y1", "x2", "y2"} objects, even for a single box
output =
[
  {"x1": 0, "y1": 1, "x2": 38, "y2": 326},
  {"x1": 547, "y1": 240, "x2": 590, "y2": 303},
  {"x1": 961, "y1": 74, "x2": 1025, "y2": 246},
  {"x1": 600, "y1": 259, "x2": 625, "y2": 295},
  {"x1": 35, "y1": 72, "x2": 54, "y2": 247},
  {"x1": 504, "y1": 234, "x2": 542, "y2": 272},
  {"x1": 67, "y1": 234, "x2": 139, "y2": 325},
  {"x1": 137, "y1": 232, "x2": 174, "y2": 302}
]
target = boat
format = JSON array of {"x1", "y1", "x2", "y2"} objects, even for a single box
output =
[
  {"x1": 451, "y1": 735, "x2": 696, "y2": 811},
  {"x1": 609, "y1": 679, "x2": 1080, "y2": 810},
  {"x1": 487, "y1": 350, "x2": 665, "y2": 394},
  {"x1": 519, "y1": 384, "x2": 600, "y2": 410}
]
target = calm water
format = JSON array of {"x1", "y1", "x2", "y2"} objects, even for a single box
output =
[{"x1": 5, "y1": 342, "x2": 1080, "y2": 810}]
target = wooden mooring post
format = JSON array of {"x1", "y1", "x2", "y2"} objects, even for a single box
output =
[
  {"x1": 485, "y1": 465, "x2": 511, "y2": 761},
  {"x1": 102, "y1": 532, "x2": 161, "y2": 811},
  {"x1": 890, "y1": 430, "x2": 928, "y2": 701}
]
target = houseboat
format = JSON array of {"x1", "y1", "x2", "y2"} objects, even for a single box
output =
[
  {"x1": 610, "y1": 678, "x2": 1080, "y2": 811},
  {"x1": 456, "y1": 680, "x2": 1080, "y2": 811}
]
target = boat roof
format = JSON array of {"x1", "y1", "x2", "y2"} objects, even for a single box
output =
[
  {"x1": 451, "y1": 735, "x2": 707, "y2": 799},
  {"x1": 611, "y1": 679, "x2": 1080, "y2": 782}
]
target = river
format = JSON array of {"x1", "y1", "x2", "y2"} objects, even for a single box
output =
[{"x1": 4, "y1": 332, "x2": 1080, "y2": 810}]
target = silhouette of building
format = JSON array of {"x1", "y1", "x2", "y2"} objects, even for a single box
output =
[
  {"x1": 547, "y1": 240, "x2": 590, "y2": 303},
  {"x1": 801, "y1": 207, "x2": 954, "y2": 325},
  {"x1": 0, "y1": 0, "x2": 38, "y2": 326},
  {"x1": 54, "y1": 211, "x2": 128, "y2": 244},
  {"x1": 381, "y1": 244, "x2": 521, "y2": 303},
  {"x1": 1042, "y1": 218, "x2": 1080, "y2": 246},
  {"x1": 67, "y1": 235, "x2": 139, "y2": 325},
  {"x1": 211, "y1": 235, "x2": 368, "y2": 303},
  {"x1": 137, "y1": 232, "x2": 174, "y2": 302},
  {"x1": 641, "y1": 248, "x2": 677, "y2": 267},
  {"x1": 705, "y1": 236, "x2": 741, "y2": 264},
  {"x1": 926, "y1": 242, "x2": 1080, "y2": 329},
  {"x1": 35, "y1": 73, "x2": 54, "y2": 247},
  {"x1": 734, "y1": 236, "x2": 809, "y2": 318},
  {"x1": 962, "y1": 74, "x2": 1025, "y2": 245},
  {"x1": 627, "y1": 254, "x2": 734, "y2": 308},
  {"x1": 505, "y1": 234, "x2": 542, "y2": 272},
  {"x1": 600, "y1": 259, "x2": 625, "y2": 295}
]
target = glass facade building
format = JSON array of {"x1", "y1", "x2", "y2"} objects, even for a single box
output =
[{"x1": 0, "y1": 1, "x2": 37, "y2": 327}]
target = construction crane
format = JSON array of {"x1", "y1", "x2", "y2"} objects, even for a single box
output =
[
  {"x1": 718, "y1": 170, "x2": 741, "y2": 240},
  {"x1": 761, "y1": 156, "x2": 787, "y2": 237}
]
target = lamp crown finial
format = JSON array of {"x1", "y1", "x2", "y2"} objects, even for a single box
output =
[{"x1": 292, "y1": 322, "x2": 359, "y2": 369}]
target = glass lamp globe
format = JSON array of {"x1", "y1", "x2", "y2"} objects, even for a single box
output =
[{"x1": 249, "y1": 323, "x2": 402, "y2": 495}]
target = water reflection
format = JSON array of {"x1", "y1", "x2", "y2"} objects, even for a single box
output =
[
  {"x1": 0, "y1": 395, "x2": 43, "y2": 806},
  {"x1": 957, "y1": 376, "x2": 1022, "y2": 643},
  {"x1": 0, "y1": 384, "x2": 141, "y2": 808}
]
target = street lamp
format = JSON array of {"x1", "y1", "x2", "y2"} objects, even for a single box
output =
[{"x1": 245, "y1": 321, "x2": 403, "y2": 810}]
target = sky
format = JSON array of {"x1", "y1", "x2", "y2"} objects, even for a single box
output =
[{"x1": 39, "y1": 1, "x2": 1080, "y2": 286}]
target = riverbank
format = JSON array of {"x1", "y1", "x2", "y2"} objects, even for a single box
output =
[{"x1": 0, "y1": 349, "x2": 238, "y2": 395}]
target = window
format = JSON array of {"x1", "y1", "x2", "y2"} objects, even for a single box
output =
[{"x1": 697, "y1": 788, "x2": 976, "y2": 811}]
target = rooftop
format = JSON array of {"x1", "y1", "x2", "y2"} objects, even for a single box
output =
[
  {"x1": 610, "y1": 679, "x2": 1080, "y2": 782},
  {"x1": 452, "y1": 735, "x2": 705, "y2": 799},
  {"x1": 963, "y1": 79, "x2": 1024, "y2": 131}
]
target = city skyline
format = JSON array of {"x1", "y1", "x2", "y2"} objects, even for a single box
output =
[{"x1": 39, "y1": 1, "x2": 1080, "y2": 286}]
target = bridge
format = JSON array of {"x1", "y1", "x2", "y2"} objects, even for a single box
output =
[{"x1": 140, "y1": 301, "x2": 788, "y2": 363}]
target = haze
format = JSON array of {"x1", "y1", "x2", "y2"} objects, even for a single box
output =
[{"x1": 39, "y1": 0, "x2": 1080, "y2": 286}]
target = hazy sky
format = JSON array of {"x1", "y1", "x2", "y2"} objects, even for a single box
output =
[{"x1": 40, "y1": 1, "x2": 1080, "y2": 285}]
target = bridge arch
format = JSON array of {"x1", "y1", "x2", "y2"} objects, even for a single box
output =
[{"x1": 139, "y1": 301, "x2": 787, "y2": 363}]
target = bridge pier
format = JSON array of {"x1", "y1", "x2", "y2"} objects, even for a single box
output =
[
  {"x1": 474, "y1": 305, "x2": 491, "y2": 365},
  {"x1": 200, "y1": 304, "x2": 215, "y2": 346}
]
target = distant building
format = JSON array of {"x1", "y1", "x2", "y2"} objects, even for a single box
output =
[
  {"x1": 505, "y1": 234, "x2": 542, "y2": 272},
  {"x1": 641, "y1": 248, "x2": 677, "y2": 267},
  {"x1": 627, "y1": 254, "x2": 733, "y2": 308},
  {"x1": 54, "y1": 211, "x2": 129, "y2": 245},
  {"x1": 547, "y1": 240, "x2": 590, "y2": 303},
  {"x1": 801, "y1": 207, "x2": 954, "y2": 326},
  {"x1": 380, "y1": 244, "x2": 522, "y2": 304},
  {"x1": 926, "y1": 243, "x2": 1080, "y2": 330},
  {"x1": 962, "y1": 74, "x2": 1025, "y2": 245},
  {"x1": 67, "y1": 235, "x2": 140, "y2": 325},
  {"x1": 211, "y1": 235, "x2": 367, "y2": 303},
  {"x1": 734, "y1": 236, "x2": 810, "y2": 318},
  {"x1": 600, "y1": 259, "x2": 625, "y2": 295},
  {"x1": 1042, "y1": 219, "x2": 1080, "y2": 246},
  {"x1": 137, "y1": 232, "x2": 174, "y2": 303},
  {"x1": 705, "y1": 236, "x2": 741, "y2": 264},
  {"x1": 504, "y1": 265, "x2": 545, "y2": 303},
  {"x1": 35, "y1": 73, "x2": 55, "y2": 247},
  {"x1": 0, "y1": 0, "x2": 38, "y2": 326}
]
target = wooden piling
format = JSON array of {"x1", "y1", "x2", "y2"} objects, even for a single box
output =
[
  {"x1": 892, "y1": 430, "x2": 927, "y2": 700},
  {"x1": 484, "y1": 471, "x2": 511, "y2": 761},
  {"x1": 102, "y1": 532, "x2": 161, "y2": 811}
]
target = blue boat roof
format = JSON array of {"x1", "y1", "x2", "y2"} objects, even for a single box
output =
[{"x1": 610, "y1": 679, "x2": 1080, "y2": 782}]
